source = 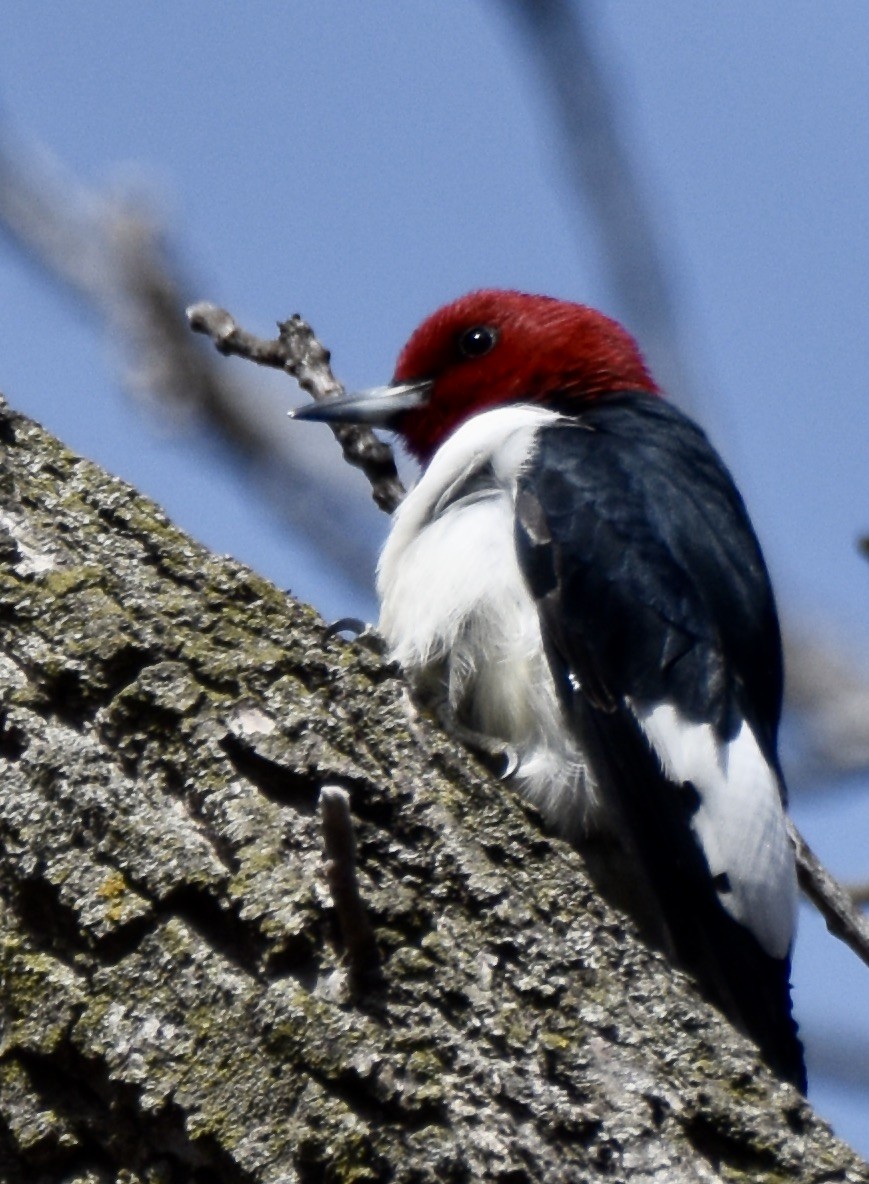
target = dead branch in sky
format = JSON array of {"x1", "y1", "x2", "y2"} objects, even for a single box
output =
[{"x1": 188, "y1": 302, "x2": 405, "y2": 514}]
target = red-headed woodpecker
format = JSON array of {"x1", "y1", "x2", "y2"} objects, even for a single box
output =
[{"x1": 293, "y1": 289, "x2": 805, "y2": 1090}]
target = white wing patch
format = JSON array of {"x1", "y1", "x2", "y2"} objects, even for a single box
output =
[{"x1": 631, "y1": 701, "x2": 797, "y2": 958}]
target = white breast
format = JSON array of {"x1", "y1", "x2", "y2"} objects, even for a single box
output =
[{"x1": 377, "y1": 406, "x2": 598, "y2": 836}]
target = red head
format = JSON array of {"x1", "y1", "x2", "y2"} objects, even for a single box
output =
[{"x1": 391, "y1": 290, "x2": 658, "y2": 462}]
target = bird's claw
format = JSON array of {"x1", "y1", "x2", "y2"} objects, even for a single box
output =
[
  {"x1": 325, "y1": 617, "x2": 367, "y2": 639},
  {"x1": 324, "y1": 618, "x2": 387, "y2": 655},
  {"x1": 469, "y1": 733, "x2": 519, "y2": 781},
  {"x1": 472, "y1": 734, "x2": 519, "y2": 780},
  {"x1": 499, "y1": 744, "x2": 520, "y2": 779}
]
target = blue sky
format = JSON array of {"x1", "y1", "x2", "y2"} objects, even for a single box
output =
[{"x1": 2, "y1": 1, "x2": 868, "y2": 1154}]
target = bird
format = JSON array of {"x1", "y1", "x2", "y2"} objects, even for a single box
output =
[{"x1": 292, "y1": 289, "x2": 805, "y2": 1091}]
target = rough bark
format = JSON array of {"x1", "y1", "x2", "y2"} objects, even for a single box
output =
[{"x1": 0, "y1": 391, "x2": 864, "y2": 1184}]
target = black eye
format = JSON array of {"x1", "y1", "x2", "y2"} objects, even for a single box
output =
[{"x1": 457, "y1": 324, "x2": 499, "y2": 359}]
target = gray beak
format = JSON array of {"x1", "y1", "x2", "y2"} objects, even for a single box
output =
[{"x1": 290, "y1": 379, "x2": 432, "y2": 428}]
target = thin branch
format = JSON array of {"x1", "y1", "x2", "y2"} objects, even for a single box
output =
[
  {"x1": 188, "y1": 303, "x2": 406, "y2": 515},
  {"x1": 790, "y1": 820, "x2": 869, "y2": 970},
  {"x1": 319, "y1": 784, "x2": 383, "y2": 993}
]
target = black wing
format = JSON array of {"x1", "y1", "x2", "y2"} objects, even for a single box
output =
[{"x1": 515, "y1": 393, "x2": 804, "y2": 1089}]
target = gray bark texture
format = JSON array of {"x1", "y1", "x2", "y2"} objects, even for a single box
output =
[{"x1": 0, "y1": 390, "x2": 865, "y2": 1184}]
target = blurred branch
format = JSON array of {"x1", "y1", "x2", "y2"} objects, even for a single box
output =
[
  {"x1": 495, "y1": 0, "x2": 696, "y2": 409},
  {"x1": 790, "y1": 821, "x2": 869, "y2": 971},
  {"x1": 0, "y1": 127, "x2": 259, "y2": 445},
  {"x1": 188, "y1": 303, "x2": 405, "y2": 514},
  {"x1": 784, "y1": 627, "x2": 869, "y2": 787},
  {"x1": 0, "y1": 123, "x2": 382, "y2": 586},
  {"x1": 0, "y1": 129, "x2": 109, "y2": 306}
]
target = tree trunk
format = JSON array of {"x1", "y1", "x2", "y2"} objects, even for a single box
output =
[{"x1": 0, "y1": 391, "x2": 865, "y2": 1183}]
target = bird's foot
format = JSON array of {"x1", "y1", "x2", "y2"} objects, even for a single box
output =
[{"x1": 430, "y1": 700, "x2": 518, "y2": 780}]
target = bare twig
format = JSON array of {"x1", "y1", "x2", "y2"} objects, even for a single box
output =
[
  {"x1": 109, "y1": 210, "x2": 255, "y2": 430},
  {"x1": 188, "y1": 303, "x2": 406, "y2": 515},
  {"x1": 790, "y1": 820, "x2": 869, "y2": 970},
  {"x1": 319, "y1": 785, "x2": 382, "y2": 992}
]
